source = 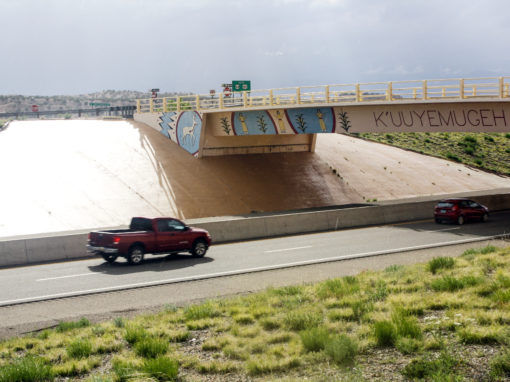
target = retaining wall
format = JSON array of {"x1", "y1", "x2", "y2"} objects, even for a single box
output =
[{"x1": 1, "y1": 192, "x2": 509, "y2": 268}]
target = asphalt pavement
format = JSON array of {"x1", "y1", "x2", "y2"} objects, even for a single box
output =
[{"x1": 0, "y1": 213, "x2": 509, "y2": 339}]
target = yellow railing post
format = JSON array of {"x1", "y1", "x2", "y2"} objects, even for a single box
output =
[
  {"x1": 243, "y1": 91, "x2": 248, "y2": 108},
  {"x1": 386, "y1": 82, "x2": 393, "y2": 101},
  {"x1": 460, "y1": 79, "x2": 465, "y2": 99},
  {"x1": 163, "y1": 97, "x2": 168, "y2": 112},
  {"x1": 136, "y1": 100, "x2": 141, "y2": 113},
  {"x1": 505, "y1": 84, "x2": 509, "y2": 97},
  {"x1": 269, "y1": 89, "x2": 274, "y2": 106},
  {"x1": 499, "y1": 77, "x2": 504, "y2": 98},
  {"x1": 149, "y1": 98, "x2": 154, "y2": 113},
  {"x1": 177, "y1": 96, "x2": 181, "y2": 112},
  {"x1": 422, "y1": 80, "x2": 428, "y2": 100},
  {"x1": 195, "y1": 95, "x2": 200, "y2": 110},
  {"x1": 325, "y1": 85, "x2": 330, "y2": 103},
  {"x1": 296, "y1": 88, "x2": 301, "y2": 104},
  {"x1": 355, "y1": 84, "x2": 361, "y2": 102},
  {"x1": 219, "y1": 93, "x2": 224, "y2": 109},
  {"x1": 413, "y1": 89, "x2": 417, "y2": 99},
  {"x1": 442, "y1": 87, "x2": 446, "y2": 97}
]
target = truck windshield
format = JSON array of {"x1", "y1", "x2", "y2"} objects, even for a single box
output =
[{"x1": 130, "y1": 218, "x2": 153, "y2": 231}]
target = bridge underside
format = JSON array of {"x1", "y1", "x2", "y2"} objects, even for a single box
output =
[{"x1": 134, "y1": 100, "x2": 510, "y2": 157}]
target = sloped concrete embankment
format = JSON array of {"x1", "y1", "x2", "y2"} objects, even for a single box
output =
[{"x1": 1, "y1": 192, "x2": 509, "y2": 268}]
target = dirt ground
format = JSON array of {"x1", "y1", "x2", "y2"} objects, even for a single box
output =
[{"x1": 0, "y1": 120, "x2": 508, "y2": 237}]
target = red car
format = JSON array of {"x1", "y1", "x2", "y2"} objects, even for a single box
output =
[
  {"x1": 434, "y1": 198, "x2": 489, "y2": 225},
  {"x1": 87, "y1": 217, "x2": 212, "y2": 265}
]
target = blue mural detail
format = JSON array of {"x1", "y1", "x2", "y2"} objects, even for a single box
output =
[
  {"x1": 285, "y1": 108, "x2": 335, "y2": 133},
  {"x1": 159, "y1": 112, "x2": 176, "y2": 138},
  {"x1": 176, "y1": 111, "x2": 202, "y2": 155},
  {"x1": 233, "y1": 111, "x2": 276, "y2": 135}
]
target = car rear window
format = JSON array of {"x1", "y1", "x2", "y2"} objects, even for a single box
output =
[
  {"x1": 437, "y1": 202, "x2": 454, "y2": 208},
  {"x1": 130, "y1": 218, "x2": 153, "y2": 231}
]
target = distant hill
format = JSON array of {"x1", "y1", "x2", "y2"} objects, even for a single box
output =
[{"x1": 0, "y1": 90, "x2": 189, "y2": 113}]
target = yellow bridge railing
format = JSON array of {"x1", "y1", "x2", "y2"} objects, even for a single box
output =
[{"x1": 136, "y1": 76, "x2": 510, "y2": 114}]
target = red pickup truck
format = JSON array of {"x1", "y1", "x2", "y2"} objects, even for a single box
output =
[{"x1": 87, "y1": 217, "x2": 212, "y2": 265}]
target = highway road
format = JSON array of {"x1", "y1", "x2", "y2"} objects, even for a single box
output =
[
  {"x1": 1, "y1": 212, "x2": 509, "y2": 307},
  {"x1": 0, "y1": 213, "x2": 509, "y2": 339}
]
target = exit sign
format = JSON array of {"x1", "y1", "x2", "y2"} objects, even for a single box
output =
[{"x1": 232, "y1": 80, "x2": 251, "y2": 92}]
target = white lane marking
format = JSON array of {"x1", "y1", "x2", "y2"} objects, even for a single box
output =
[
  {"x1": 264, "y1": 246, "x2": 312, "y2": 253},
  {"x1": 421, "y1": 227, "x2": 461, "y2": 233},
  {"x1": 0, "y1": 234, "x2": 502, "y2": 307},
  {"x1": 37, "y1": 273, "x2": 96, "y2": 282}
]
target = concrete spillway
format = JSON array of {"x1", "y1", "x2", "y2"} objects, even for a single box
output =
[{"x1": 0, "y1": 120, "x2": 508, "y2": 237}]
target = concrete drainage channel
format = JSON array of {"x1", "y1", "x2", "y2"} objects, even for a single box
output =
[{"x1": 1, "y1": 190, "x2": 510, "y2": 269}]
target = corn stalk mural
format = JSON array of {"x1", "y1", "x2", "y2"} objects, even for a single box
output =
[
  {"x1": 338, "y1": 111, "x2": 351, "y2": 133},
  {"x1": 210, "y1": 108, "x2": 336, "y2": 136}
]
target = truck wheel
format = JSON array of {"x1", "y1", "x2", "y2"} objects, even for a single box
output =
[
  {"x1": 102, "y1": 253, "x2": 118, "y2": 263},
  {"x1": 128, "y1": 245, "x2": 145, "y2": 265},
  {"x1": 191, "y1": 239, "x2": 208, "y2": 258}
]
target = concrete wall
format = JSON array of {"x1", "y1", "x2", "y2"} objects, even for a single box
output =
[
  {"x1": 0, "y1": 232, "x2": 88, "y2": 268},
  {"x1": 200, "y1": 130, "x2": 315, "y2": 156},
  {"x1": 1, "y1": 191, "x2": 509, "y2": 268}
]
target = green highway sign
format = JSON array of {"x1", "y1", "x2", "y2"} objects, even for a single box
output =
[
  {"x1": 89, "y1": 102, "x2": 111, "y2": 107},
  {"x1": 232, "y1": 80, "x2": 251, "y2": 92}
]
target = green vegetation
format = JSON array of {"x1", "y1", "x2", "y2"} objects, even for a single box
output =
[
  {"x1": 428, "y1": 256, "x2": 455, "y2": 274},
  {"x1": 1, "y1": 244, "x2": 510, "y2": 380},
  {"x1": 359, "y1": 132, "x2": 510, "y2": 175}
]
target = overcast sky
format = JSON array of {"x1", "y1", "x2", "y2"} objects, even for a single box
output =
[{"x1": 1, "y1": 0, "x2": 509, "y2": 96}]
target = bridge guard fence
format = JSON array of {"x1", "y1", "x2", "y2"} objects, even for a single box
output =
[{"x1": 136, "y1": 77, "x2": 510, "y2": 114}]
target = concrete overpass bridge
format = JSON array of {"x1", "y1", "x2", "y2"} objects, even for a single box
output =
[{"x1": 134, "y1": 77, "x2": 510, "y2": 157}]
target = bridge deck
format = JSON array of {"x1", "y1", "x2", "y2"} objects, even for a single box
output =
[{"x1": 136, "y1": 76, "x2": 510, "y2": 114}]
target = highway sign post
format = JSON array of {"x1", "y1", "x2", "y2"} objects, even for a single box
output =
[
  {"x1": 232, "y1": 80, "x2": 251, "y2": 92},
  {"x1": 222, "y1": 83, "x2": 232, "y2": 98}
]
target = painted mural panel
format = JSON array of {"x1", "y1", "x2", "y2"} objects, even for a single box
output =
[
  {"x1": 209, "y1": 107, "x2": 336, "y2": 136},
  {"x1": 332, "y1": 102, "x2": 510, "y2": 133},
  {"x1": 233, "y1": 111, "x2": 277, "y2": 135},
  {"x1": 158, "y1": 111, "x2": 203, "y2": 156},
  {"x1": 284, "y1": 108, "x2": 336, "y2": 134}
]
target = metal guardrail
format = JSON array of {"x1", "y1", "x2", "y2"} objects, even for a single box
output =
[
  {"x1": 0, "y1": 106, "x2": 136, "y2": 119},
  {"x1": 136, "y1": 77, "x2": 510, "y2": 114}
]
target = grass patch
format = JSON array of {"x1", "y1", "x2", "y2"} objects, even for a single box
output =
[
  {"x1": 124, "y1": 325, "x2": 148, "y2": 345},
  {"x1": 300, "y1": 326, "x2": 330, "y2": 352},
  {"x1": 324, "y1": 334, "x2": 357, "y2": 365},
  {"x1": 430, "y1": 275, "x2": 482, "y2": 292},
  {"x1": 246, "y1": 357, "x2": 301, "y2": 376},
  {"x1": 284, "y1": 310, "x2": 322, "y2": 331},
  {"x1": 143, "y1": 356, "x2": 179, "y2": 380},
  {"x1": 67, "y1": 339, "x2": 93, "y2": 359},
  {"x1": 489, "y1": 349, "x2": 510, "y2": 380},
  {"x1": 1, "y1": 245, "x2": 510, "y2": 381},
  {"x1": 359, "y1": 132, "x2": 510, "y2": 175},
  {"x1": 56, "y1": 317, "x2": 90, "y2": 332},
  {"x1": 184, "y1": 301, "x2": 220, "y2": 320},
  {"x1": 402, "y1": 349, "x2": 461, "y2": 380},
  {"x1": 428, "y1": 256, "x2": 455, "y2": 274},
  {"x1": 374, "y1": 320, "x2": 397, "y2": 347},
  {"x1": 0, "y1": 356, "x2": 53, "y2": 382},
  {"x1": 134, "y1": 338, "x2": 168, "y2": 358}
]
